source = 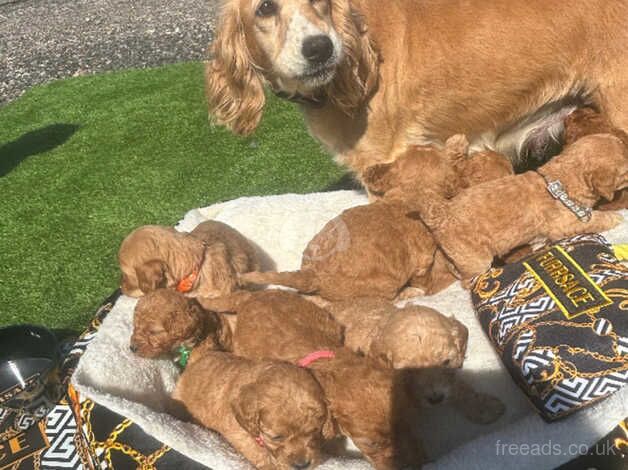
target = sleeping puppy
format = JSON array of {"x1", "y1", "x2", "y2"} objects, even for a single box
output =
[
  {"x1": 241, "y1": 138, "x2": 513, "y2": 300},
  {"x1": 326, "y1": 297, "x2": 504, "y2": 425},
  {"x1": 415, "y1": 133, "x2": 628, "y2": 284},
  {"x1": 326, "y1": 297, "x2": 468, "y2": 369},
  {"x1": 129, "y1": 289, "x2": 234, "y2": 364},
  {"x1": 172, "y1": 352, "x2": 330, "y2": 470},
  {"x1": 118, "y1": 220, "x2": 260, "y2": 298},
  {"x1": 562, "y1": 107, "x2": 628, "y2": 210}
]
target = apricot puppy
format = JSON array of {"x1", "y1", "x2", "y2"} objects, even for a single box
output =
[
  {"x1": 242, "y1": 137, "x2": 513, "y2": 300},
  {"x1": 327, "y1": 297, "x2": 468, "y2": 369},
  {"x1": 129, "y1": 289, "x2": 232, "y2": 364},
  {"x1": 172, "y1": 352, "x2": 329, "y2": 470},
  {"x1": 119, "y1": 220, "x2": 260, "y2": 298}
]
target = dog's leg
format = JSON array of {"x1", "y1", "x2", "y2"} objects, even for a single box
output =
[{"x1": 546, "y1": 210, "x2": 623, "y2": 240}]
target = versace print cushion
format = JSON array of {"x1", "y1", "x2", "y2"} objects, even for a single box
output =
[{"x1": 471, "y1": 234, "x2": 628, "y2": 421}]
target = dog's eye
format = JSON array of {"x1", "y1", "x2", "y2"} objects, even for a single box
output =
[
  {"x1": 270, "y1": 434, "x2": 284, "y2": 441},
  {"x1": 442, "y1": 359, "x2": 451, "y2": 367},
  {"x1": 256, "y1": 0, "x2": 277, "y2": 17}
]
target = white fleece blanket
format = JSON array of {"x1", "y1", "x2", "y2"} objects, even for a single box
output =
[{"x1": 72, "y1": 191, "x2": 628, "y2": 470}]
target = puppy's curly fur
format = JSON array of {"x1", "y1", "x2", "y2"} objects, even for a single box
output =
[
  {"x1": 326, "y1": 297, "x2": 504, "y2": 426},
  {"x1": 172, "y1": 352, "x2": 329, "y2": 470},
  {"x1": 326, "y1": 297, "x2": 468, "y2": 369},
  {"x1": 119, "y1": 220, "x2": 260, "y2": 298},
  {"x1": 416, "y1": 133, "x2": 628, "y2": 283},
  {"x1": 241, "y1": 138, "x2": 513, "y2": 300},
  {"x1": 563, "y1": 107, "x2": 628, "y2": 211},
  {"x1": 200, "y1": 290, "x2": 493, "y2": 469},
  {"x1": 130, "y1": 289, "x2": 232, "y2": 361}
]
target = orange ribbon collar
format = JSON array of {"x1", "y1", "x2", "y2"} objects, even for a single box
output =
[{"x1": 176, "y1": 268, "x2": 199, "y2": 293}]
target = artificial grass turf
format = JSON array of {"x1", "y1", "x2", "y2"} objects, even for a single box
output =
[{"x1": 0, "y1": 61, "x2": 345, "y2": 331}]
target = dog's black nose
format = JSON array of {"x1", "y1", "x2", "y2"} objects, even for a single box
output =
[
  {"x1": 129, "y1": 344, "x2": 138, "y2": 353},
  {"x1": 302, "y1": 35, "x2": 333, "y2": 64},
  {"x1": 292, "y1": 460, "x2": 311, "y2": 470},
  {"x1": 427, "y1": 392, "x2": 445, "y2": 405}
]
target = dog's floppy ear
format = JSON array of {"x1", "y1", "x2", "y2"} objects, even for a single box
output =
[
  {"x1": 231, "y1": 382, "x2": 260, "y2": 434},
  {"x1": 164, "y1": 300, "x2": 202, "y2": 338},
  {"x1": 136, "y1": 260, "x2": 167, "y2": 293},
  {"x1": 362, "y1": 162, "x2": 395, "y2": 195},
  {"x1": 206, "y1": 3, "x2": 265, "y2": 136},
  {"x1": 120, "y1": 273, "x2": 139, "y2": 296},
  {"x1": 203, "y1": 242, "x2": 238, "y2": 296},
  {"x1": 589, "y1": 168, "x2": 618, "y2": 201},
  {"x1": 327, "y1": 0, "x2": 379, "y2": 113}
]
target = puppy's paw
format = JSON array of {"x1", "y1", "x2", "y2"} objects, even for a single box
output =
[
  {"x1": 396, "y1": 286, "x2": 426, "y2": 300},
  {"x1": 462, "y1": 393, "x2": 506, "y2": 424}
]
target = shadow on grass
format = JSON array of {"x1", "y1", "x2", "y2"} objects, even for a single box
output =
[
  {"x1": 323, "y1": 172, "x2": 362, "y2": 192},
  {"x1": 0, "y1": 124, "x2": 79, "y2": 177}
]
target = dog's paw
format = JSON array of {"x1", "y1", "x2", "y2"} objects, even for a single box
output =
[
  {"x1": 396, "y1": 286, "x2": 426, "y2": 300},
  {"x1": 463, "y1": 393, "x2": 506, "y2": 424}
]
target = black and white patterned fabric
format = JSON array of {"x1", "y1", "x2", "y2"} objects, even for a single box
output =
[{"x1": 472, "y1": 234, "x2": 628, "y2": 421}]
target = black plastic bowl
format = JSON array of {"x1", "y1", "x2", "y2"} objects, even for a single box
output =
[{"x1": 0, "y1": 324, "x2": 61, "y2": 418}]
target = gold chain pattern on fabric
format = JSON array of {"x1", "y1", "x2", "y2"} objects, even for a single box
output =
[{"x1": 80, "y1": 399, "x2": 171, "y2": 469}]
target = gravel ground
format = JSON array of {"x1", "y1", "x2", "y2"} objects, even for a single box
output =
[{"x1": 0, "y1": 0, "x2": 220, "y2": 106}]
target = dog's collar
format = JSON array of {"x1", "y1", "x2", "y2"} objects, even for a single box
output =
[
  {"x1": 297, "y1": 350, "x2": 336, "y2": 368},
  {"x1": 174, "y1": 344, "x2": 191, "y2": 368},
  {"x1": 536, "y1": 171, "x2": 592, "y2": 222},
  {"x1": 273, "y1": 89, "x2": 326, "y2": 108},
  {"x1": 176, "y1": 269, "x2": 199, "y2": 293}
]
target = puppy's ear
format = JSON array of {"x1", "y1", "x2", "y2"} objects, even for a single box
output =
[
  {"x1": 590, "y1": 168, "x2": 618, "y2": 201},
  {"x1": 165, "y1": 300, "x2": 202, "y2": 337},
  {"x1": 206, "y1": 3, "x2": 265, "y2": 136},
  {"x1": 136, "y1": 260, "x2": 167, "y2": 293},
  {"x1": 231, "y1": 383, "x2": 260, "y2": 434},
  {"x1": 362, "y1": 163, "x2": 395, "y2": 195},
  {"x1": 120, "y1": 273, "x2": 138, "y2": 296},
  {"x1": 204, "y1": 242, "x2": 238, "y2": 296}
]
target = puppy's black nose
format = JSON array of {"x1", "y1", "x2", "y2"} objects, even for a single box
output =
[
  {"x1": 302, "y1": 35, "x2": 333, "y2": 64},
  {"x1": 292, "y1": 460, "x2": 311, "y2": 470},
  {"x1": 427, "y1": 392, "x2": 445, "y2": 405},
  {"x1": 129, "y1": 344, "x2": 138, "y2": 353}
]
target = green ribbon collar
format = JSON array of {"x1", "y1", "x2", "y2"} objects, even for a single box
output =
[{"x1": 175, "y1": 345, "x2": 191, "y2": 368}]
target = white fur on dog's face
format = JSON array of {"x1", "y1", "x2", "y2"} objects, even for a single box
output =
[{"x1": 247, "y1": 0, "x2": 342, "y2": 92}]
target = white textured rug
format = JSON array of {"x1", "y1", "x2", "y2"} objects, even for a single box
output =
[{"x1": 72, "y1": 191, "x2": 628, "y2": 470}]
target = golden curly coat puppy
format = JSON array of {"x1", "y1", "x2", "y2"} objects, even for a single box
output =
[
  {"x1": 118, "y1": 220, "x2": 260, "y2": 298},
  {"x1": 207, "y1": 0, "x2": 628, "y2": 179},
  {"x1": 416, "y1": 133, "x2": 628, "y2": 284},
  {"x1": 129, "y1": 289, "x2": 233, "y2": 362},
  {"x1": 241, "y1": 139, "x2": 513, "y2": 300},
  {"x1": 172, "y1": 352, "x2": 330, "y2": 470},
  {"x1": 563, "y1": 107, "x2": 628, "y2": 210},
  {"x1": 326, "y1": 297, "x2": 468, "y2": 369}
]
